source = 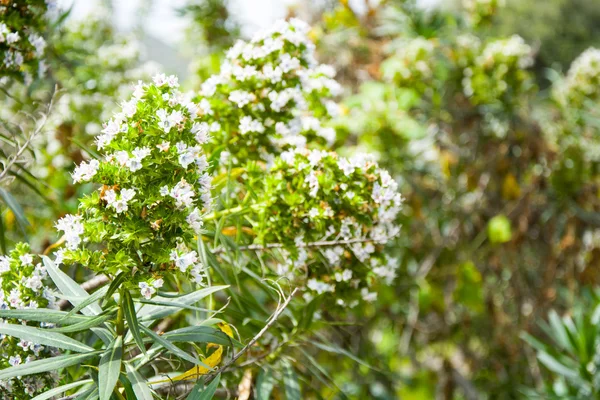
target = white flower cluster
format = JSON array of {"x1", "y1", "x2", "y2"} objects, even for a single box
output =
[
  {"x1": 196, "y1": 18, "x2": 342, "y2": 165},
  {"x1": 55, "y1": 214, "x2": 84, "y2": 250},
  {"x1": 169, "y1": 243, "x2": 206, "y2": 286},
  {"x1": 476, "y1": 35, "x2": 534, "y2": 70},
  {"x1": 554, "y1": 47, "x2": 600, "y2": 108},
  {"x1": 383, "y1": 37, "x2": 436, "y2": 85},
  {"x1": 463, "y1": 0, "x2": 505, "y2": 25},
  {"x1": 59, "y1": 74, "x2": 216, "y2": 298},
  {"x1": 0, "y1": 244, "x2": 59, "y2": 398},
  {"x1": 462, "y1": 35, "x2": 533, "y2": 104},
  {"x1": 0, "y1": 19, "x2": 48, "y2": 82},
  {"x1": 259, "y1": 148, "x2": 403, "y2": 305}
]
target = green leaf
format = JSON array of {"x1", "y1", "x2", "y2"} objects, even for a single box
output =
[
  {"x1": 64, "y1": 286, "x2": 109, "y2": 320},
  {"x1": 487, "y1": 215, "x2": 512, "y2": 244},
  {"x1": 103, "y1": 272, "x2": 125, "y2": 305},
  {"x1": 255, "y1": 368, "x2": 276, "y2": 400},
  {"x1": 187, "y1": 374, "x2": 220, "y2": 400},
  {"x1": 0, "y1": 309, "x2": 90, "y2": 325},
  {"x1": 0, "y1": 187, "x2": 29, "y2": 229},
  {"x1": 0, "y1": 323, "x2": 95, "y2": 352},
  {"x1": 139, "y1": 324, "x2": 211, "y2": 369},
  {"x1": 50, "y1": 313, "x2": 113, "y2": 333},
  {"x1": 118, "y1": 374, "x2": 138, "y2": 400},
  {"x1": 126, "y1": 363, "x2": 155, "y2": 400},
  {"x1": 31, "y1": 379, "x2": 94, "y2": 400},
  {"x1": 42, "y1": 256, "x2": 102, "y2": 316},
  {"x1": 163, "y1": 325, "x2": 234, "y2": 346},
  {"x1": 138, "y1": 285, "x2": 229, "y2": 321},
  {"x1": 309, "y1": 340, "x2": 376, "y2": 370},
  {"x1": 99, "y1": 336, "x2": 123, "y2": 400},
  {"x1": 283, "y1": 361, "x2": 301, "y2": 400},
  {"x1": 123, "y1": 289, "x2": 146, "y2": 355},
  {"x1": 135, "y1": 298, "x2": 211, "y2": 314},
  {"x1": 0, "y1": 351, "x2": 101, "y2": 380},
  {"x1": 537, "y1": 351, "x2": 583, "y2": 383}
]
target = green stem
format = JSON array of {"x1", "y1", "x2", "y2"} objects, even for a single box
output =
[
  {"x1": 203, "y1": 203, "x2": 263, "y2": 221},
  {"x1": 116, "y1": 292, "x2": 125, "y2": 336}
]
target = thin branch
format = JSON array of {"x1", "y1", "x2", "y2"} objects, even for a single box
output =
[
  {"x1": 0, "y1": 85, "x2": 58, "y2": 184},
  {"x1": 158, "y1": 288, "x2": 298, "y2": 397},
  {"x1": 213, "y1": 236, "x2": 394, "y2": 254},
  {"x1": 210, "y1": 287, "x2": 298, "y2": 377}
]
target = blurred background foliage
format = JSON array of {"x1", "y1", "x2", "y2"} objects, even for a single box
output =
[{"x1": 2, "y1": 0, "x2": 600, "y2": 398}]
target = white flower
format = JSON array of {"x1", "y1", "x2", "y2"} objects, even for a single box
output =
[
  {"x1": 19, "y1": 254, "x2": 33, "y2": 266},
  {"x1": 186, "y1": 208, "x2": 203, "y2": 233},
  {"x1": 122, "y1": 99, "x2": 138, "y2": 117},
  {"x1": 9, "y1": 355, "x2": 21, "y2": 366},
  {"x1": 72, "y1": 159, "x2": 100, "y2": 183},
  {"x1": 170, "y1": 249, "x2": 199, "y2": 272},
  {"x1": 169, "y1": 179, "x2": 195, "y2": 208},
  {"x1": 153, "y1": 73, "x2": 168, "y2": 86},
  {"x1": 360, "y1": 288, "x2": 377, "y2": 302},
  {"x1": 307, "y1": 279, "x2": 334, "y2": 294},
  {"x1": 338, "y1": 158, "x2": 355, "y2": 176},
  {"x1": 0, "y1": 256, "x2": 10, "y2": 274},
  {"x1": 120, "y1": 188, "x2": 136, "y2": 202},
  {"x1": 334, "y1": 269, "x2": 353, "y2": 282},
  {"x1": 306, "y1": 170, "x2": 319, "y2": 197},
  {"x1": 153, "y1": 279, "x2": 164, "y2": 289},
  {"x1": 102, "y1": 189, "x2": 117, "y2": 205},
  {"x1": 139, "y1": 282, "x2": 156, "y2": 299},
  {"x1": 157, "y1": 141, "x2": 170, "y2": 152},
  {"x1": 239, "y1": 116, "x2": 265, "y2": 134},
  {"x1": 157, "y1": 108, "x2": 173, "y2": 132},
  {"x1": 229, "y1": 90, "x2": 255, "y2": 108},
  {"x1": 55, "y1": 214, "x2": 84, "y2": 250},
  {"x1": 28, "y1": 33, "x2": 46, "y2": 57},
  {"x1": 6, "y1": 32, "x2": 19, "y2": 44},
  {"x1": 191, "y1": 122, "x2": 210, "y2": 144}
]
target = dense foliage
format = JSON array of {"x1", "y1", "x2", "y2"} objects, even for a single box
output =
[{"x1": 0, "y1": 0, "x2": 599, "y2": 399}]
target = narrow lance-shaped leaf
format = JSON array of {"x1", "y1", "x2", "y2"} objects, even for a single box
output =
[
  {"x1": 283, "y1": 361, "x2": 301, "y2": 400},
  {"x1": 0, "y1": 309, "x2": 90, "y2": 325},
  {"x1": 50, "y1": 313, "x2": 113, "y2": 334},
  {"x1": 123, "y1": 289, "x2": 146, "y2": 355},
  {"x1": 139, "y1": 324, "x2": 212, "y2": 369},
  {"x1": 187, "y1": 373, "x2": 221, "y2": 400},
  {"x1": 126, "y1": 363, "x2": 155, "y2": 400},
  {"x1": 42, "y1": 256, "x2": 101, "y2": 316},
  {"x1": 31, "y1": 379, "x2": 94, "y2": 400},
  {"x1": 138, "y1": 285, "x2": 229, "y2": 321},
  {"x1": 98, "y1": 336, "x2": 123, "y2": 400},
  {"x1": 0, "y1": 351, "x2": 102, "y2": 380},
  {"x1": 0, "y1": 323, "x2": 94, "y2": 353}
]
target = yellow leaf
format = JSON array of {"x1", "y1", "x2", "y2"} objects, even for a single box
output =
[
  {"x1": 502, "y1": 173, "x2": 521, "y2": 200},
  {"x1": 151, "y1": 323, "x2": 234, "y2": 383},
  {"x1": 5, "y1": 209, "x2": 14, "y2": 229},
  {"x1": 221, "y1": 226, "x2": 255, "y2": 236}
]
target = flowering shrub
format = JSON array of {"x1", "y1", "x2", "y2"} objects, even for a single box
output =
[
  {"x1": 58, "y1": 76, "x2": 212, "y2": 297},
  {"x1": 463, "y1": 0, "x2": 505, "y2": 26},
  {"x1": 381, "y1": 37, "x2": 436, "y2": 96},
  {"x1": 0, "y1": 243, "x2": 59, "y2": 399},
  {"x1": 553, "y1": 47, "x2": 600, "y2": 109},
  {"x1": 0, "y1": 15, "x2": 405, "y2": 400},
  {"x1": 250, "y1": 148, "x2": 402, "y2": 304},
  {"x1": 461, "y1": 35, "x2": 534, "y2": 107},
  {"x1": 194, "y1": 18, "x2": 341, "y2": 166},
  {"x1": 0, "y1": 0, "x2": 54, "y2": 84}
]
